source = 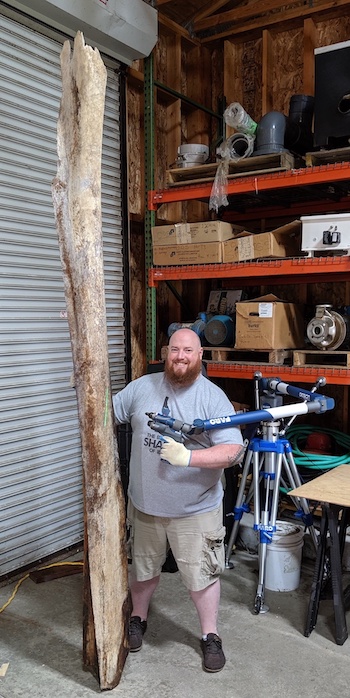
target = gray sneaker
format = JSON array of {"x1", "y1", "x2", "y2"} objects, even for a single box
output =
[
  {"x1": 129, "y1": 616, "x2": 147, "y2": 652},
  {"x1": 201, "y1": 633, "x2": 226, "y2": 672}
]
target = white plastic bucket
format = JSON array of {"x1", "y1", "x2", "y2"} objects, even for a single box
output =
[{"x1": 265, "y1": 520, "x2": 304, "y2": 592}]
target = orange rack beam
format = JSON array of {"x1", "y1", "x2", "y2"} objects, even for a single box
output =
[
  {"x1": 206, "y1": 363, "x2": 350, "y2": 385},
  {"x1": 148, "y1": 162, "x2": 350, "y2": 209},
  {"x1": 149, "y1": 255, "x2": 350, "y2": 286},
  {"x1": 149, "y1": 360, "x2": 350, "y2": 384}
]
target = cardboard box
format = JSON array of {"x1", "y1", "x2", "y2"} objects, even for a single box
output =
[
  {"x1": 235, "y1": 294, "x2": 304, "y2": 350},
  {"x1": 222, "y1": 220, "x2": 301, "y2": 263},
  {"x1": 206, "y1": 289, "x2": 242, "y2": 314},
  {"x1": 222, "y1": 232, "x2": 250, "y2": 264},
  {"x1": 152, "y1": 220, "x2": 242, "y2": 246},
  {"x1": 152, "y1": 241, "x2": 222, "y2": 266},
  {"x1": 231, "y1": 401, "x2": 250, "y2": 414}
]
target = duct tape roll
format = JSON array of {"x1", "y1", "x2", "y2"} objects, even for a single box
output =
[{"x1": 218, "y1": 133, "x2": 255, "y2": 161}]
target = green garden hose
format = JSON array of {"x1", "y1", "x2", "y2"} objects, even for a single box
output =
[{"x1": 286, "y1": 424, "x2": 350, "y2": 472}]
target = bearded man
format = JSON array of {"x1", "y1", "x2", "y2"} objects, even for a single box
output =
[{"x1": 113, "y1": 329, "x2": 244, "y2": 672}]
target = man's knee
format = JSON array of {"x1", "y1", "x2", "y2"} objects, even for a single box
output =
[{"x1": 171, "y1": 520, "x2": 226, "y2": 591}]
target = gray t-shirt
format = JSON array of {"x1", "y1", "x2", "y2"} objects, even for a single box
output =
[{"x1": 113, "y1": 373, "x2": 243, "y2": 517}]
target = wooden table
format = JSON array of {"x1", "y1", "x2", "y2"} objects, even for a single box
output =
[{"x1": 289, "y1": 464, "x2": 350, "y2": 645}]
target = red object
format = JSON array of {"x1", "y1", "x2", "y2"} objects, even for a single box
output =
[{"x1": 305, "y1": 432, "x2": 332, "y2": 455}]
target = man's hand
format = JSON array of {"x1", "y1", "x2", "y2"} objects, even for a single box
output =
[{"x1": 160, "y1": 437, "x2": 192, "y2": 467}]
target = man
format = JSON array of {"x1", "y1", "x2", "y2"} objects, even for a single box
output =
[{"x1": 113, "y1": 328, "x2": 244, "y2": 672}]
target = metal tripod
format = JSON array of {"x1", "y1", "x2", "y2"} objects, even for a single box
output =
[
  {"x1": 147, "y1": 372, "x2": 334, "y2": 615},
  {"x1": 226, "y1": 413, "x2": 318, "y2": 615}
]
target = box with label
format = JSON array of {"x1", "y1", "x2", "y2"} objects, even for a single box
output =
[
  {"x1": 235, "y1": 294, "x2": 304, "y2": 350},
  {"x1": 152, "y1": 221, "x2": 242, "y2": 246},
  {"x1": 206, "y1": 289, "x2": 242, "y2": 315},
  {"x1": 152, "y1": 241, "x2": 222, "y2": 266},
  {"x1": 222, "y1": 232, "x2": 251, "y2": 263},
  {"x1": 222, "y1": 220, "x2": 301, "y2": 263}
]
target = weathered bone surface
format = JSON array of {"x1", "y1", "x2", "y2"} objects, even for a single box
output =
[{"x1": 52, "y1": 31, "x2": 129, "y2": 690}]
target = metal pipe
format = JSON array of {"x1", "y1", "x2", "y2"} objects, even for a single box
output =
[{"x1": 154, "y1": 80, "x2": 223, "y2": 119}]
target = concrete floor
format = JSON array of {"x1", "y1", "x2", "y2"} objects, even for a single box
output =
[{"x1": 0, "y1": 549, "x2": 350, "y2": 698}]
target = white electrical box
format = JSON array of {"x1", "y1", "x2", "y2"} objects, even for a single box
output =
[
  {"x1": 9, "y1": 0, "x2": 158, "y2": 64},
  {"x1": 301, "y1": 212, "x2": 350, "y2": 256}
]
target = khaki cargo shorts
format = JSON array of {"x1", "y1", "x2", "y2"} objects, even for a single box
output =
[{"x1": 127, "y1": 501, "x2": 226, "y2": 592}]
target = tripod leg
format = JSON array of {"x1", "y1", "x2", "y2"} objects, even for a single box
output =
[
  {"x1": 269, "y1": 452, "x2": 283, "y2": 527},
  {"x1": 252, "y1": 449, "x2": 261, "y2": 532},
  {"x1": 254, "y1": 452, "x2": 283, "y2": 614},
  {"x1": 254, "y1": 479, "x2": 270, "y2": 614},
  {"x1": 225, "y1": 450, "x2": 253, "y2": 566},
  {"x1": 282, "y1": 449, "x2": 318, "y2": 549}
]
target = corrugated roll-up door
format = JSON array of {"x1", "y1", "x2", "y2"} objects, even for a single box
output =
[{"x1": 0, "y1": 13, "x2": 127, "y2": 576}]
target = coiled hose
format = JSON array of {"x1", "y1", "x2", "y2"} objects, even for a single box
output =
[{"x1": 286, "y1": 424, "x2": 350, "y2": 476}]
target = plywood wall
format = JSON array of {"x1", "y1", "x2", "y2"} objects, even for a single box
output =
[
  {"x1": 272, "y1": 29, "x2": 304, "y2": 115},
  {"x1": 129, "y1": 222, "x2": 146, "y2": 378},
  {"x1": 241, "y1": 39, "x2": 263, "y2": 122},
  {"x1": 317, "y1": 16, "x2": 350, "y2": 47},
  {"x1": 127, "y1": 85, "x2": 144, "y2": 218},
  {"x1": 223, "y1": 18, "x2": 350, "y2": 123}
]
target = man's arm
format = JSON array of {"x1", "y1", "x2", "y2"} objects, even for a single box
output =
[
  {"x1": 160, "y1": 437, "x2": 244, "y2": 469},
  {"x1": 190, "y1": 443, "x2": 244, "y2": 469}
]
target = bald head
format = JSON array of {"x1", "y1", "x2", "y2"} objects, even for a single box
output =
[
  {"x1": 168, "y1": 328, "x2": 202, "y2": 351},
  {"x1": 165, "y1": 328, "x2": 203, "y2": 387}
]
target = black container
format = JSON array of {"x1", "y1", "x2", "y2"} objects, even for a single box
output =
[
  {"x1": 285, "y1": 94, "x2": 314, "y2": 155},
  {"x1": 314, "y1": 41, "x2": 350, "y2": 149}
]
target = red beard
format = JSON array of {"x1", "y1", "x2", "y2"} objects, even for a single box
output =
[{"x1": 164, "y1": 355, "x2": 202, "y2": 387}]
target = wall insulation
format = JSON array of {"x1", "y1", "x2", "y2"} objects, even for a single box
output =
[{"x1": 0, "y1": 11, "x2": 127, "y2": 576}]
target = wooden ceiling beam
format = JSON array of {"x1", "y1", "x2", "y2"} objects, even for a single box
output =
[
  {"x1": 194, "y1": 0, "x2": 295, "y2": 31},
  {"x1": 158, "y1": 13, "x2": 200, "y2": 43},
  {"x1": 191, "y1": 0, "x2": 234, "y2": 23},
  {"x1": 262, "y1": 29, "x2": 273, "y2": 115},
  {"x1": 303, "y1": 18, "x2": 317, "y2": 95},
  {"x1": 199, "y1": 0, "x2": 350, "y2": 42}
]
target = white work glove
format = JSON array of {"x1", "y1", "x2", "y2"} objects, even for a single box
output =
[{"x1": 160, "y1": 436, "x2": 192, "y2": 467}]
